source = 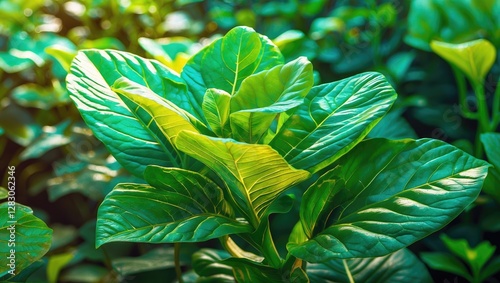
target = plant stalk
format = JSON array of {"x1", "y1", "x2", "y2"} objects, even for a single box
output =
[
  {"x1": 452, "y1": 67, "x2": 478, "y2": 120},
  {"x1": 174, "y1": 243, "x2": 184, "y2": 283}
]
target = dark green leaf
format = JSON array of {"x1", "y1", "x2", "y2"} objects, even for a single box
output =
[
  {"x1": 420, "y1": 252, "x2": 472, "y2": 281},
  {"x1": 96, "y1": 166, "x2": 251, "y2": 247},
  {"x1": 288, "y1": 138, "x2": 489, "y2": 262},
  {"x1": 308, "y1": 249, "x2": 433, "y2": 283}
]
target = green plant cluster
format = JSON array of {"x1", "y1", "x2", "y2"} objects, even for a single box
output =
[{"x1": 0, "y1": 0, "x2": 499, "y2": 282}]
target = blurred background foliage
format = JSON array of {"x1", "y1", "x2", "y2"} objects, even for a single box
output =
[{"x1": 0, "y1": 0, "x2": 499, "y2": 282}]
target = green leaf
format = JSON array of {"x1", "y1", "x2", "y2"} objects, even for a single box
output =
[
  {"x1": 96, "y1": 166, "x2": 251, "y2": 247},
  {"x1": 441, "y1": 235, "x2": 495, "y2": 276},
  {"x1": 20, "y1": 120, "x2": 72, "y2": 161},
  {"x1": 481, "y1": 133, "x2": 500, "y2": 169},
  {"x1": 66, "y1": 49, "x2": 200, "y2": 177},
  {"x1": 481, "y1": 256, "x2": 500, "y2": 282},
  {"x1": 112, "y1": 247, "x2": 178, "y2": 276},
  {"x1": 420, "y1": 252, "x2": 472, "y2": 281},
  {"x1": 175, "y1": 131, "x2": 310, "y2": 227},
  {"x1": 0, "y1": 204, "x2": 52, "y2": 277},
  {"x1": 111, "y1": 77, "x2": 207, "y2": 170},
  {"x1": 288, "y1": 138, "x2": 489, "y2": 262},
  {"x1": 202, "y1": 88, "x2": 232, "y2": 138},
  {"x1": 11, "y1": 83, "x2": 70, "y2": 110},
  {"x1": 431, "y1": 39, "x2": 496, "y2": 84},
  {"x1": 229, "y1": 57, "x2": 313, "y2": 143},
  {"x1": 222, "y1": 258, "x2": 285, "y2": 283},
  {"x1": 192, "y1": 249, "x2": 234, "y2": 282},
  {"x1": 181, "y1": 26, "x2": 284, "y2": 111},
  {"x1": 45, "y1": 45, "x2": 77, "y2": 73},
  {"x1": 59, "y1": 264, "x2": 108, "y2": 283},
  {"x1": 269, "y1": 72, "x2": 396, "y2": 173},
  {"x1": 47, "y1": 252, "x2": 75, "y2": 283},
  {"x1": 0, "y1": 103, "x2": 42, "y2": 146},
  {"x1": 308, "y1": 249, "x2": 432, "y2": 282},
  {"x1": 368, "y1": 108, "x2": 417, "y2": 139}
]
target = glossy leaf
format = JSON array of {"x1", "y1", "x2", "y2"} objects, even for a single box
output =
[
  {"x1": 181, "y1": 26, "x2": 284, "y2": 111},
  {"x1": 288, "y1": 138, "x2": 489, "y2": 262},
  {"x1": 192, "y1": 249, "x2": 234, "y2": 282},
  {"x1": 0, "y1": 204, "x2": 52, "y2": 277},
  {"x1": 222, "y1": 258, "x2": 284, "y2": 283},
  {"x1": 308, "y1": 249, "x2": 432, "y2": 282},
  {"x1": 111, "y1": 77, "x2": 206, "y2": 169},
  {"x1": 270, "y1": 72, "x2": 396, "y2": 173},
  {"x1": 229, "y1": 57, "x2": 313, "y2": 143},
  {"x1": 431, "y1": 39, "x2": 496, "y2": 84},
  {"x1": 202, "y1": 88, "x2": 232, "y2": 138},
  {"x1": 96, "y1": 166, "x2": 251, "y2": 247},
  {"x1": 175, "y1": 131, "x2": 310, "y2": 227},
  {"x1": 66, "y1": 49, "x2": 200, "y2": 177}
]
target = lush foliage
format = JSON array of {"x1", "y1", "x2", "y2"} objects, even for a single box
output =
[
  {"x1": 1, "y1": 0, "x2": 499, "y2": 282},
  {"x1": 61, "y1": 26, "x2": 488, "y2": 281}
]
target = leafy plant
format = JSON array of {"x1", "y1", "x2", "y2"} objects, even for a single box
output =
[
  {"x1": 65, "y1": 26, "x2": 490, "y2": 281},
  {"x1": 421, "y1": 234, "x2": 500, "y2": 283}
]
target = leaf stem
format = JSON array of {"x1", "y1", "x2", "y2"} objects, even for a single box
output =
[
  {"x1": 491, "y1": 77, "x2": 500, "y2": 130},
  {"x1": 174, "y1": 243, "x2": 184, "y2": 283},
  {"x1": 473, "y1": 82, "x2": 491, "y2": 133},
  {"x1": 452, "y1": 67, "x2": 478, "y2": 120},
  {"x1": 343, "y1": 259, "x2": 355, "y2": 283}
]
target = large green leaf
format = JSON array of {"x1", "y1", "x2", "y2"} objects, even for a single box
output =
[
  {"x1": 66, "y1": 49, "x2": 200, "y2": 177},
  {"x1": 96, "y1": 166, "x2": 251, "y2": 247},
  {"x1": 431, "y1": 39, "x2": 496, "y2": 84},
  {"x1": 269, "y1": 72, "x2": 396, "y2": 173},
  {"x1": 0, "y1": 204, "x2": 52, "y2": 278},
  {"x1": 181, "y1": 26, "x2": 284, "y2": 110},
  {"x1": 229, "y1": 57, "x2": 313, "y2": 143},
  {"x1": 307, "y1": 249, "x2": 432, "y2": 282},
  {"x1": 111, "y1": 77, "x2": 207, "y2": 169},
  {"x1": 288, "y1": 138, "x2": 489, "y2": 262},
  {"x1": 175, "y1": 131, "x2": 310, "y2": 227}
]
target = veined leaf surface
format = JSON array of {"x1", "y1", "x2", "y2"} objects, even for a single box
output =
[
  {"x1": 66, "y1": 50, "x2": 199, "y2": 176},
  {"x1": 229, "y1": 57, "x2": 313, "y2": 143},
  {"x1": 175, "y1": 131, "x2": 310, "y2": 227},
  {"x1": 270, "y1": 72, "x2": 396, "y2": 173},
  {"x1": 96, "y1": 166, "x2": 251, "y2": 247},
  {"x1": 181, "y1": 26, "x2": 284, "y2": 111},
  {"x1": 288, "y1": 138, "x2": 489, "y2": 262}
]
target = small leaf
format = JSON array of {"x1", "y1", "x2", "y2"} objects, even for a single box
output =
[
  {"x1": 202, "y1": 88, "x2": 232, "y2": 138},
  {"x1": 431, "y1": 39, "x2": 496, "y2": 84},
  {"x1": 192, "y1": 249, "x2": 234, "y2": 281},
  {"x1": 0, "y1": 187, "x2": 8, "y2": 200},
  {"x1": 11, "y1": 83, "x2": 70, "y2": 110},
  {"x1": 481, "y1": 133, "x2": 500, "y2": 169},
  {"x1": 0, "y1": 204, "x2": 52, "y2": 277},
  {"x1": 47, "y1": 252, "x2": 75, "y2": 283},
  {"x1": 175, "y1": 131, "x2": 310, "y2": 227},
  {"x1": 308, "y1": 249, "x2": 432, "y2": 282},
  {"x1": 223, "y1": 258, "x2": 284, "y2": 283},
  {"x1": 270, "y1": 72, "x2": 396, "y2": 173},
  {"x1": 20, "y1": 120, "x2": 72, "y2": 160},
  {"x1": 112, "y1": 247, "x2": 178, "y2": 276},
  {"x1": 420, "y1": 252, "x2": 472, "y2": 281},
  {"x1": 96, "y1": 167, "x2": 251, "y2": 247},
  {"x1": 441, "y1": 235, "x2": 495, "y2": 276},
  {"x1": 288, "y1": 138, "x2": 489, "y2": 262}
]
